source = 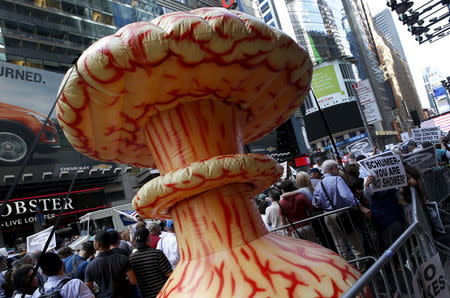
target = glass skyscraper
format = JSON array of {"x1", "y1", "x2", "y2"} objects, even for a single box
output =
[{"x1": 0, "y1": 0, "x2": 228, "y2": 73}]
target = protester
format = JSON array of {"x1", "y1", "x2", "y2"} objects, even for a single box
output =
[
  {"x1": 156, "y1": 220, "x2": 179, "y2": 270},
  {"x1": 295, "y1": 171, "x2": 314, "y2": 201},
  {"x1": 256, "y1": 193, "x2": 270, "y2": 230},
  {"x1": 265, "y1": 189, "x2": 284, "y2": 234},
  {"x1": 11, "y1": 265, "x2": 38, "y2": 298},
  {"x1": 407, "y1": 140, "x2": 420, "y2": 153},
  {"x1": 364, "y1": 176, "x2": 404, "y2": 250},
  {"x1": 343, "y1": 164, "x2": 366, "y2": 206},
  {"x1": 31, "y1": 252, "x2": 93, "y2": 298},
  {"x1": 279, "y1": 180, "x2": 318, "y2": 242},
  {"x1": 308, "y1": 168, "x2": 322, "y2": 188},
  {"x1": 63, "y1": 241, "x2": 95, "y2": 281},
  {"x1": 129, "y1": 216, "x2": 146, "y2": 243},
  {"x1": 313, "y1": 160, "x2": 370, "y2": 262},
  {"x1": 57, "y1": 247, "x2": 74, "y2": 259},
  {"x1": 85, "y1": 231, "x2": 137, "y2": 297},
  {"x1": 130, "y1": 228, "x2": 172, "y2": 298},
  {"x1": 148, "y1": 223, "x2": 162, "y2": 249},
  {"x1": 109, "y1": 230, "x2": 131, "y2": 257}
]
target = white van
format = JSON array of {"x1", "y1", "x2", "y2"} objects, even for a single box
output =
[{"x1": 69, "y1": 204, "x2": 138, "y2": 250}]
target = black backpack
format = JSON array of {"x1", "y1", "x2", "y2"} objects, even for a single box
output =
[{"x1": 38, "y1": 278, "x2": 72, "y2": 298}]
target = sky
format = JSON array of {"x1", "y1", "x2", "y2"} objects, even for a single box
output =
[{"x1": 366, "y1": 1, "x2": 450, "y2": 109}]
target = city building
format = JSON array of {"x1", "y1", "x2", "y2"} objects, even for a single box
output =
[
  {"x1": 373, "y1": 8, "x2": 407, "y2": 61},
  {"x1": 423, "y1": 67, "x2": 450, "y2": 114},
  {"x1": 372, "y1": 25, "x2": 423, "y2": 131},
  {"x1": 341, "y1": 0, "x2": 399, "y2": 143},
  {"x1": 0, "y1": 0, "x2": 249, "y2": 73}
]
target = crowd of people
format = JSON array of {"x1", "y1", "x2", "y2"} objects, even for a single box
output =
[
  {"x1": 0, "y1": 219, "x2": 180, "y2": 298},
  {"x1": 257, "y1": 135, "x2": 449, "y2": 269},
  {"x1": 0, "y1": 134, "x2": 447, "y2": 297}
]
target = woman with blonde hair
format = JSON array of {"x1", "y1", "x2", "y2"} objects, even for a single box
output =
[{"x1": 295, "y1": 171, "x2": 314, "y2": 201}]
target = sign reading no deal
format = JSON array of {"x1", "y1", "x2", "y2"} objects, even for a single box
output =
[
  {"x1": 359, "y1": 153, "x2": 407, "y2": 192},
  {"x1": 403, "y1": 146, "x2": 437, "y2": 172},
  {"x1": 27, "y1": 226, "x2": 56, "y2": 253},
  {"x1": 412, "y1": 127, "x2": 441, "y2": 144}
]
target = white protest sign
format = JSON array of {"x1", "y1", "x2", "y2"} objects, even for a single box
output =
[
  {"x1": 359, "y1": 153, "x2": 407, "y2": 192},
  {"x1": 413, "y1": 253, "x2": 450, "y2": 298},
  {"x1": 412, "y1": 127, "x2": 441, "y2": 144},
  {"x1": 401, "y1": 132, "x2": 410, "y2": 141},
  {"x1": 402, "y1": 146, "x2": 437, "y2": 172},
  {"x1": 346, "y1": 138, "x2": 373, "y2": 158},
  {"x1": 27, "y1": 226, "x2": 56, "y2": 253}
]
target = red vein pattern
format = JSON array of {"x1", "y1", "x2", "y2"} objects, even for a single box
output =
[{"x1": 55, "y1": 7, "x2": 363, "y2": 298}]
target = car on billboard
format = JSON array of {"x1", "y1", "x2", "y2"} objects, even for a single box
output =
[{"x1": 0, "y1": 102, "x2": 59, "y2": 165}]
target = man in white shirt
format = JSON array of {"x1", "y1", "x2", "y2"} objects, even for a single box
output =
[
  {"x1": 32, "y1": 252, "x2": 94, "y2": 298},
  {"x1": 156, "y1": 220, "x2": 179, "y2": 270},
  {"x1": 265, "y1": 190, "x2": 285, "y2": 234}
]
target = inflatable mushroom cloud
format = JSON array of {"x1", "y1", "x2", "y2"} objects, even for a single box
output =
[{"x1": 57, "y1": 8, "x2": 361, "y2": 297}]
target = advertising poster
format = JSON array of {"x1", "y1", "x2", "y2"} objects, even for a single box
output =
[
  {"x1": 412, "y1": 127, "x2": 441, "y2": 144},
  {"x1": 0, "y1": 61, "x2": 120, "y2": 185},
  {"x1": 402, "y1": 146, "x2": 437, "y2": 172},
  {"x1": 353, "y1": 80, "x2": 382, "y2": 124},
  {"x1": 346, "y1": 138, "x2": 373, "y2": 158},
  {"x1": 359, "y1": 153, "x2": 407, "y2": 192},
  {"x1": 310, "y1": 63, "x2": 354, "y2": 112}
]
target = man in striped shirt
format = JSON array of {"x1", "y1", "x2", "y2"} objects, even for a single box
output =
[{"x1": 130, "y1": 228, "x2": 172, "y2": 298}]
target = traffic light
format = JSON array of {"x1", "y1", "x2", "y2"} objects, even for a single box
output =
[
  {"x1": 408, "y1": 25, "x2": 430, "y2": 35},
  {"x1": 387, "y1": 0, "x2": 414, "y2": 14}
]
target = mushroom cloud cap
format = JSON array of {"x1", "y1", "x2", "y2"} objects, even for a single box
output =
[{"x1": 56, "y1": 7, "x2": 313, "y2": 168}]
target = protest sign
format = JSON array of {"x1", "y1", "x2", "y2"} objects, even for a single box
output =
[
  {"x1": 359, "y1": 153, "x2": 407, "y2": 192},
  {"x1": 401, "y1": 132, "x2": 410, "y2": 141},
  {"x1": 27, "y1": 226, "x2": 56, "y2": 253},
  {"x1": 346, "y1": 138, "x2": 373, "y2": 158},
  {"x1": 412, "y1": 127, "x2": 441, "y2": 144},
  {"x1": 412, "y1": 253, "x2": 449, "y2": 298},
  {"x1": 402, "y1": 146, "x2": 437, "y2": 172}
]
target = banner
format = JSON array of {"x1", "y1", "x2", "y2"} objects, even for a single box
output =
[
  {"x1": 401, "y1": 132, "x2": 410, "y2": 141},
  {"x1": 402, "y1": 146, "x2": 437, "y2": 172},
  {"x1": 412, "y1": 127, "x2": 441, "y2": 144},
  {"x1": 353, "y1": 80, "x2": 382, "y2": 124},
  {"x1": 0, "y1": 61, "x2": 121, "y2": 185},
  {"x1": 346, "y1": 138, "x2": 373, "y2": 158},
  {"x1": 359, "y1": 153, "x2": 407, "y2": 192},
  {"x1": 27, "y1": 226, "x2": 56, "y2": 253}
]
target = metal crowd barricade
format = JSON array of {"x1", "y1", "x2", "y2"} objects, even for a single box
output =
[
  {"x1": 343, "y1": 187, "x2": 444, "y2": 298},
  {"x1": 271, "y1": 205, "x2": 380, "y2": 266},
  {"x1": 421, "y1": 166, "x2": 450, "y2": 206}
]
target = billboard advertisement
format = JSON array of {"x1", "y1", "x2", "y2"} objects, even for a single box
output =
[
  {"x1": 308, "y1": 62, "x2": 356, "y2": 114},
  {"x1": 0, "y1": 61, "x2": 122, "y2": 185}
]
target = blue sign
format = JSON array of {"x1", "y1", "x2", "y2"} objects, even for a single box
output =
[
  {"x1": 433, "y1": 86, "x2": 447, "y2": 98},
  {"x1": 324, "y1": 133, "x2": 368, "y2": 151}
]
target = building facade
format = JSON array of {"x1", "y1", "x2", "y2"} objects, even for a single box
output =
[
  {"x1": 372, "y1": 29, "x2": 423, "y2": 130},
  {"x1": 373, "y1": 8, "x2": 407, "y2": 61},
  {"x1": 0, "y1": 0, "x2": 247, "y2": 73},
  {"x1": 423, "y1": 67, "x2": 450, "y2": 115}
]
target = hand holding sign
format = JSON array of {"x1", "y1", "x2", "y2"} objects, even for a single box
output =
[{"x1": 359, "y1": 153, "x2": 407, "y2": 192}]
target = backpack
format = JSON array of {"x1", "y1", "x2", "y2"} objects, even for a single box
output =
[{"x1": 38, "y1": 278, "x2": 72, "y2": 298}]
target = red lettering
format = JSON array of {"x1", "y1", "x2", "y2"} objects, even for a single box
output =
[{"x1": 221, "y1": 0, "x2": 236, "y2": 9}]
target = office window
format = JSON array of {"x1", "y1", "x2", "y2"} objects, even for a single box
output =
[
  {"x1": 260, "y1": 2, "x2": 269, "y2": 14},
  {"x1": 263, "y1": 12, "x2": 273, "y2": 23}
]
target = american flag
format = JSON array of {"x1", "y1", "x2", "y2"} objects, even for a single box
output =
[
  {"x1": 114, "y1": 209, "x2": 139, "y2": 221},
  {"x1": 421, "y1": 113, "x2": 450, "y2": 133}
]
